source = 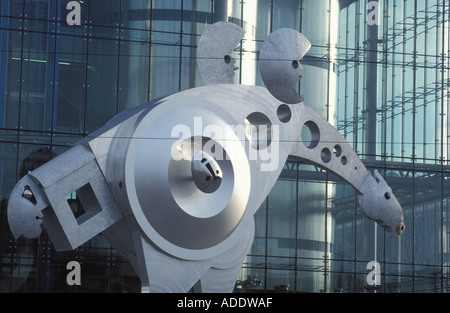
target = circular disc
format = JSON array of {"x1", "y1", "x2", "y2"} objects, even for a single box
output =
[{"x1": 125, "y1": 101, "x2": 251, "y2": 260}]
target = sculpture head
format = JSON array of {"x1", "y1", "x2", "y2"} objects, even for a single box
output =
[
  {"x1": 259, "y1": 28, "x2": 311, "y2": 104},
  {"x1": 358, "y1": 170, "x2": 405, "y2": 237},
  {"x1": 7, "y1": 175, "x2": 46, "y2": 239},
  {"x1": 197, "y1": 21, "x2": 244, "y2": 85}
]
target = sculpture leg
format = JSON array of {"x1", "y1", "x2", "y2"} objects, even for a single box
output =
[
  {"x1": 132, "y1": 232, "x2": 213, "y2": 293},
  {"x1": 104, "y1": 218, "x2": 255, "y2": 293},
  {"x1": 198, "y1": 219, "x2": 255, "y2": 293}
]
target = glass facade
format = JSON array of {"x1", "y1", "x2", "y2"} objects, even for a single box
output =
[{"x1": 1, "y1": 0, "x2": 450, "y2": 293}]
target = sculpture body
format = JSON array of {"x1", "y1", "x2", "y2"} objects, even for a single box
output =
[{"x1": 6, "y1": 22, "x2": 404, "y2": 292}]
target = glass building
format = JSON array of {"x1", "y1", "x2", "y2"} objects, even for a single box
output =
[{"x1": 1, "y1": 0, "x2": 450, "y2": 293}]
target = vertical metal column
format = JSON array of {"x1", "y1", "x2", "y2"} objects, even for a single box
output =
[
  {"x1": 365, "y1": 3, "x2": 379, "y2": 160},
  {"x1": 213, "y1": 0, "x2": 228, "y2": 22},
  {"x1": 362, "y1": 1, "x2": 380, "y2": 289},
  {"x1": 0, "y1": 0, "x2": 9, "y2": 129}
]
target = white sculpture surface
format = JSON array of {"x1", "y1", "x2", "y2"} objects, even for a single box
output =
[{"x1": 7, "y1": 22, "x2": 404, "y2": 293}]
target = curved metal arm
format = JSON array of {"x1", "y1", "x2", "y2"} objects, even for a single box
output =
[
  {"x1": 288, "y1": 102, "x2": 404, "y2": 237},
  {"x1": 289, "y1": 102, "x2": 369, "y2": 192}
]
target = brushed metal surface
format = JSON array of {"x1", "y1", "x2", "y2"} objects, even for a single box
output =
[{"x1": 259, "y1": 28, "x2": 311, "y2": 104}]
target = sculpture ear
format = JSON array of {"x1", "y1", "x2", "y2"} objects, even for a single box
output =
[
  {"x1": 259, "y1": 28, "x2": 311, "y2": 104},
  {"x1": 197, "y1": 22, "x2": 245, "y2": 85}
]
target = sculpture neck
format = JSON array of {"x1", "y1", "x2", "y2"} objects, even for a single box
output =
[{"x1": 289, "y1": 102, "x2": 369, "y2": 194}]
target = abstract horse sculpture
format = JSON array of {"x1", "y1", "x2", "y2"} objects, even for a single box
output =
[{"x1": 7, "y1": 22, "x2": 404, "y2": 292}]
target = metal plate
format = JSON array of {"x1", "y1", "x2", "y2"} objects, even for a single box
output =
[
  {"x1": 259, "y1": 28, "x2": 311, "y2": 104},
  {"x1": 125, "y1": 100, "x2": 251, "y2": 260},
  {"x1": 197, "y1": 21, "x2": 245, "y2": 85}
]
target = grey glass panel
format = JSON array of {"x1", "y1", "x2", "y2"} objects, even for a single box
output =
[
  {"x1": 236, "y1": 267, "x2": 265, "y2": 292},
  {"x1": 267, "y1": 174, "x2": 297, "y2": 258},
  {"x1": 150, "y1": 43, "x2": 180, "y2": 98},
  {"x1": 85, "y1": 38, "x2": 119, "y2": 133},
  {"x1": 266, "y1": 268, "x2": 295, "y2": 292},
  {"x1": 54, "y1": 35, "x2": 87, "y2": 133},
  {"x1": 152, "y1": 0, "x2": 182, "y2": 32},
  {"x1": 4, "y1": 30, "x2": 22, "y2": 130},
  {"x1": 296, "y1": 163, "x2": 327, "y2": 293},
  {"x1": 272, "y1": 0, "x2": 301, "y2": 31},
  {"x1": 89, "y1": 0, "x2": 121, "y2": 28},
  {"x1": 118, "y1": 40, "x2": 150, "y2": 111},
  {"x1": 182, "y1": 0, "x2": 212, "y2": 37},
  {"x1": 179, "y1": 40, "x2": 201, "y2": 91},
  {"x1": 19, "y1": 31, "x2": 52, "y2": 132},
  {"x1": 251, "y1": 201, "x2": 267, "y2": 257},
  {"x1": 0, "y1": 142, "x2": 18, "y2": 200},
  {"x1": 413, "y1": 174, "x2": 442, "y2": 266}
]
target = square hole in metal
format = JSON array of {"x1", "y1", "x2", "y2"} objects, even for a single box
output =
[{"x1": 67, "y1": 183, "x2": 102, "y2": 226}]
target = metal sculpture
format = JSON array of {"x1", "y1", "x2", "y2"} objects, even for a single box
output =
[{"x1": 7, "y1": 22, "x2": 404, "y2": 293}]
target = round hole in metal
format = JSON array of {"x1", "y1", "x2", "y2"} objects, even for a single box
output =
[
  {"x1": 321, "y1": 148, "x2": 331, "y2": 163},
  {"x1": 277, "y1": 104, "x2": 292, "y2": 123},
  {"x1": 301, "y1": 121, "x2": 320, "y2": 149}
]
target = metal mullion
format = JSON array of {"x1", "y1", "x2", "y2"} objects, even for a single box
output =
[
  {"x1": 411, "y1": 0, "x2": 418, "y2": 292},
  {"x1": 178, "y1": 0, "x2": 183, "y2": 92},
  {"x1": 147, "y1": 0, "x2": 153, "y2": 102},
  {"x1": 440, "y1": 0, "x2": 447, "y2": 292}
]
